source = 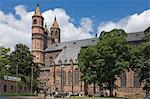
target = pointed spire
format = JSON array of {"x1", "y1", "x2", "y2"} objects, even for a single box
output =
[
  {"x1": 33, "y1": 3, "x2": 42, "y2": 16},
  {"x1": 51, "y1": 16, "x2": 59, "y2": 28}
]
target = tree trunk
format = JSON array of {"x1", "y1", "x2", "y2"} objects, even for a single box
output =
[
  {"x1": 109, "y1": 80, "x2": 114, "y2": 97},
  {"x1": 93, "y1": 82, "x2": 96, "y2": 94},
  {"x1": 98, "y1": 83, "x2": 103, "y2": 96},
  {"x1": 145, "y1": 79, "x2": 150, "y2": 99},
  {"x1": 84, "y1": 81, "x2": 88, "y2": 95}
]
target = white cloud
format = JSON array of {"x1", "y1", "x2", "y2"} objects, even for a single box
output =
[
  {"x1": 42, "y1": 8, "x2": 94, "y2": 41},
  {"x1": 0, "y1": 5, "x2": 149, "y2": 50},
  {"x1": 0, "y1": 5, "x2": 33, "y2": 50},
  {"x1": 0, "y1": 5, "x2": 94, "y2": 50},
  {"x1": 97, "y1": 9, "x2": 150, "y2": 36}
]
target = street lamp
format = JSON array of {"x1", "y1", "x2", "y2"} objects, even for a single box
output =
[
  {"x1": 4, "y1": 65, "x2": 11, "y2": 92},
  {"x1": 16, "y1": 64, "x2": 18, "y2": 94},
  {"x1": 31, "y1": 66, "x2": 33, "y2": 94},
  {"x1": 4, "y1": 65, "x2": 11, "y2": 80}
]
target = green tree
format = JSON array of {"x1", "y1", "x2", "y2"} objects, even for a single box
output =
[
  {"x1": 9, "y1": 43, "x2": 40, "y2": 91},
  {"x1": 140, "y1": 31, "x2": 150, "y2": 97},
  {"x1": 96, "y1": 29, "x2": 130, "y2": 96},
  {"x1": 78, "y1": 29, "x2": 131, "y2": 97},
  {"x1": 78, "y1": 45, "x2": 97, "y2": 95},
  {"x1": 0, "y1": 46, "x2": 10, "y2": 78}
]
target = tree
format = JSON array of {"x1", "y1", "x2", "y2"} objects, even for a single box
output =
[
  {"x1": 9, "y1": 43, "x2": 40, "y2": 91},
  {"x1": 0, "y1": 46, "x2": 10, "y2": 78},
  {"x1": 140, "y1": 31, "x2": 150, "y2": 97},
  {"x1": 96, "y1": 29, "x2": 130, "y2": 96},
  {"x1": 78, "y1": 45, "x2": 97, "y2": 95},
  {"x1": 78, "y1": 29, "x2": 131, "y2": 97}
]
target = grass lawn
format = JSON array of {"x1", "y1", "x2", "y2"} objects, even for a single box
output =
[{"x1": 68, "y1": 96, "x2": 126, "y2": 99}]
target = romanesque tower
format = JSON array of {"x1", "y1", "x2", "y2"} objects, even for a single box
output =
[
  {"x1": 47, "y1": 17, "x2": 60, "y2": 47},
  {"x1": 32, "y1": 4, "x2": 45, "y2": 67}
]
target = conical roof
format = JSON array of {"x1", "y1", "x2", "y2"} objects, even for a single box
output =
[
  {"x1": 51, "y1": 17, "x2": 59, "y2": 28},
  {"x1": 33, "y1": 3, "x2": 42, "y2": 16}
]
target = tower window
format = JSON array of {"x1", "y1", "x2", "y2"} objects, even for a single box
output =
[
  {"x1": 33, "y1": 19, "x2": 37, "y2": 24},
  {"x1": 51, "y1": 30, "x2": 54, "y2": 35}
]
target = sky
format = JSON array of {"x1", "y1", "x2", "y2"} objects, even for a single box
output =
[{"x1": 0, "y1": 0, "x2": 150, "y2": 50}]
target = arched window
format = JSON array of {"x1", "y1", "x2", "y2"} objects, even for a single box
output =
[
  {"x1": 51, "y1": 30, "x2": 54, "y2": 35},
  {"x1": 120, "y1": 72, "x2": 126, "y2": 87},
  {"x1": 68, "y1": 71, "x2": 72, "y2": 85},
  {"x1": 49, "y1": 56, "x2": 53, "y2": 62},
  {"x1": 33, "y1": 19, "x2": 37, "y2": 24},
  {"x1": 55, "y1": 30, "x2": 58, "y2": 36},
  {"x1": 56, "y1": 69, "x2": 61, "y2": 77},
  {"x1": 63, "y1": 70, "x2": 66, "y2": 85},
  {"x1": 134, "y1": 70, "x2": 140, "y2": 87},
  {"x1": 74, "y1": 68, "x2": 79, "y2": 84}
]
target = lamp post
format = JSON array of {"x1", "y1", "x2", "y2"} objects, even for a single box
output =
[
  {"x1": 4, "y1": 65, "x2": 11, "y2": 78},
  {"x1": 4, "y1": 65, "x2": 11, "y2": 92},
  {"x1": 16, "y1": 64, "x2": 18, "y2": 94},
  {"x1": 31, "y1": 66, "x2": 33, "y2": 94}
]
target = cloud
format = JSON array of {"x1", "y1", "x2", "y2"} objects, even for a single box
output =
[
  {"x1": 0, "y1": 5, "x2": 149, "y2": 50},
  {"x1": 0, "y1": 5, "x2": 33, "y2": 50},
  {"x1": 42, "y1": 8, "x2": 94, "y2": 41},
  {"x1": 0, "y1": 5, "x2": 94, "y2": 50},
  {"x1": 97, "y1": 9, "x2": 150, "y2": 36}
]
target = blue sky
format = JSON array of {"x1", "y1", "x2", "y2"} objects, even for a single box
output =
[
  {"x1": 0, "y1": 0, "x2": 149, "y2": 26},
  {"x1": 0, "y1": 0, "x2": 150, "y2": 49}
]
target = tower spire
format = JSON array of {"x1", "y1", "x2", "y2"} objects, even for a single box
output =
[
  {"x1": 51, "y1": 16, "x2": 59, "y2": 28},
  {"x1": 33, "y1": 3, "x2": 42, "y2": 16}
]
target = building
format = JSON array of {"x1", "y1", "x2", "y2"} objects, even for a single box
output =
[
  {"x1": 0, "y1": 79, "x2": 30, "y2": 93},
  {"x1": 31, "y1": 4, "x2": 149, "y2": 98}
]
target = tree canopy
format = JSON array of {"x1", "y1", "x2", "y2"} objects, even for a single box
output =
[
  {"x1": 0, "y1": 47, "x2": 10, "y2": 78},
  {"x1": 0, "y1": 44, "x2": 40, "y2": 92},
  {"x1": 78, "y1": 29, "x2": 132, "y2": 96},
  {"x1": 140, "y1": 31, "x2": 150, "y2": 97}
]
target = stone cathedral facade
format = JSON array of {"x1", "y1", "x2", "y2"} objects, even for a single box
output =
[{"x1": 32, "y1": 4, "x2": 149, "y2": 98}]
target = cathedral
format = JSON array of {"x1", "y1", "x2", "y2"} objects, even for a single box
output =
[{"x1": 31, "y1": 4, "x2": 149, "y2": 98}]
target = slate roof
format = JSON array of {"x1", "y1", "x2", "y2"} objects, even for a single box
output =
[
  {"x1": 126, "y1": 31, "x2": 144, "y2": 42},
  {"x1": 45, "y1": 38, "x2": 98, "y2": 52},
  {"x1": 44, "y1": 31, "x2": 145, "y2": 67}
]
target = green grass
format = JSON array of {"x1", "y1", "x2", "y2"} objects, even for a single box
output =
[
  {"x1": 68, "y1": 96, "x2": 127, "y2": 99},
  {"x1": 0, "y1": 92, "x2": 35, "y2": 96},
  {"x1": 0, "y1": 93, "x2": 17, "y2": 96}
]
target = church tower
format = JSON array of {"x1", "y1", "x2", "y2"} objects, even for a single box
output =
[
  {"x1": 32, "y1": 4, "x2": 45, "y2": 67},
  {"x1": 47, "y1": 17, "x2": 60, "y2": 47}
]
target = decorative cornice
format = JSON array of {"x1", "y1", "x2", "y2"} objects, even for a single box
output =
[{"x1": 32, "y1": 25, "x2": 44, "y2": 29}]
